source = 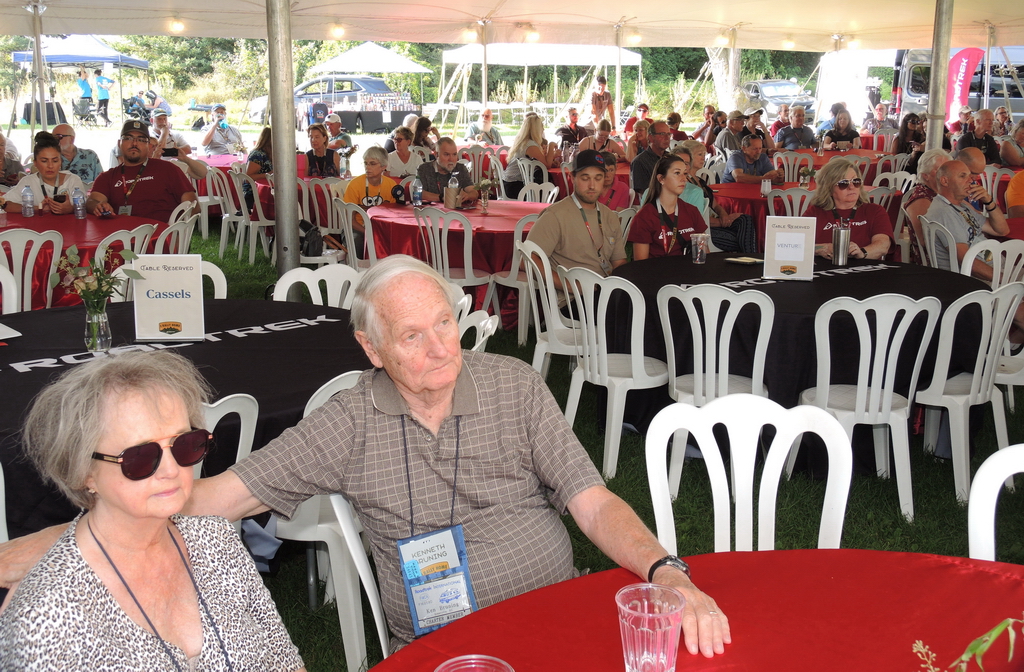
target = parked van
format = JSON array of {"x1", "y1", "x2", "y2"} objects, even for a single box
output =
[{"x1": 892, "y1": 47, "x2": 1024, "y2": 120}]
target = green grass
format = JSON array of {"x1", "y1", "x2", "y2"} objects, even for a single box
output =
[{"x1": 192, "y1": 219, "x2": 1024, "y2": 672}]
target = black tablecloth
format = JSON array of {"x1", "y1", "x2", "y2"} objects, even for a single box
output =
[
  {"x1": 610, "y1": 255, "x2": 988, "y2": 429},
  {"x1": 0, "y1": 300, "x2": 368, "y2": 538}
]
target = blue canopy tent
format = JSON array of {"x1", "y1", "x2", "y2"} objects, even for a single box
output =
[{"x1": 10, "y1": 34, "x2": 148, "y2": 129}]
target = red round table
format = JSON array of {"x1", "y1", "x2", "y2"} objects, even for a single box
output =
[
  {"x1": 2, "y1": 212, "x2": 166, "y2": 309},
  {"x1": 372, "y1": 549, "x2": 1024, "y2": 671},
  {"x1": 710, "y1": 182, "x2": 902, "y2": 254},
  {"x1": 255, "y1": 176, "x2": 350, "y2": 225},
  {"x1": 368, "y1": 200, "x2": 543, "y2": 276}
]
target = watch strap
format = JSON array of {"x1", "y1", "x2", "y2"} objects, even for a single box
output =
[{"x1": 648, "y1": 555, "x2": 691, "y2": 582}]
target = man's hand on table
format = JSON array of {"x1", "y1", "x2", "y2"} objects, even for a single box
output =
[{"x1": 652, "y1": 564, "x2": 731, "y2": 658}]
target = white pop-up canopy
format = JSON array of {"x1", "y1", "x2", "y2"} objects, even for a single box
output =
[
  {"x1": 308, "y1": 42, "x2": 431, "y2": 74},
  {"x1": 442, "y1": 43, "x2": 641, "y2": 67}
]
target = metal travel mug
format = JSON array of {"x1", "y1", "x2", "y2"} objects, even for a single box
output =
[{"x1": 832, "y1": 226, "x2": 851, "y2": 266}]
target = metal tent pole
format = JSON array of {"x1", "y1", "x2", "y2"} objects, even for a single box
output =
[
  {"x1": 29, "y1": 2, "x2": 48, "y2": 132},
  {"x1": 924, "y1": 0, "x2": 954, "y2": 151},
  {"x1": 481, "y1": 24, "x2": 489, "y2": 106},
  {"x1": 266, "y1": 0, "x2": 298, "y2": 275}
]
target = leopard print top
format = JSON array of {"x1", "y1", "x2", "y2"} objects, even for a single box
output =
[{"x1": 0, "y1": 514, "x2": 304, "y2": 671}]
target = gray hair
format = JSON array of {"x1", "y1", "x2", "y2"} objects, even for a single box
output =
[
  {"x1": 917, "y1": 148, "x2": 952, "y2": 178},
  {"x1": 394, "y1": 126, "x2": 414, "y2": 142},
  {"x1": 403, "y1": 113, "x2": 419, "y2": 129},
  {"x1": 809, "y1": 158, "x2": 868, "y2": 209},
  {"x1": 363, "y1": 146, "x2": 388, "y2": 166},
  {"x1": 790, "y1": 105, "x2": 806, "y2": 115},
  {"x1": 350, "y1": 255, "x2": 460, "y2": 347},
  {"x1": 740, "y1": 134, "x2": 763, "y2": 148},
  {"x1": 437, "y1": 136, "x2": 457, "y2": 152},
  {"x1": 22, "y1": 350, "x2": 211, "y2": 510}
]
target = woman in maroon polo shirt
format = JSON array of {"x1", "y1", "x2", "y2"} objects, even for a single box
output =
[
  {"x1": 627, "y1": 155, "x2": 707, "y2": 260},
  {"x1": 804, "y1": 158, "x2": 893, "y2": 261}
]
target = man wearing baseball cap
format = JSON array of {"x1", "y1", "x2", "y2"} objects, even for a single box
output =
[
  {"x1": 325, "y1": 113, "x2": 352, "y2": 151},
  {"x1": 86, "y1": 119, "x2": 197, "y2": 222},
  {"x1": 526, "y1": 149, "x2": 626, "y2": 302},
  {"x1": 150, "y1": 108, "x2": 192, "y2": 157},
  {"x1": 201, "y1": 103, "x2": 244, "y2": 156},
  {"x1": 714, "y1": 111, "x2": 747, "y2": 159},
  {"x1": 739, "y1": 108, "x2": 776, "y2": 152}
]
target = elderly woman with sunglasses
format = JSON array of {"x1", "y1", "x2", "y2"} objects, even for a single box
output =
[
  {"x1": 805, "y1": 158, "x2": 893, "y2": 261},
  {"x1": 0, "y1": 351, "x2": 305, "y2": 672}
]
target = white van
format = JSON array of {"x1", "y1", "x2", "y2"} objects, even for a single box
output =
[{"x1": 892, "y1": 47, "x2": 1024, "y2": 120}]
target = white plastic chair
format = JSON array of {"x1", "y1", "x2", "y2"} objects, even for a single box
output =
[
  {"x1": 657, "y1": 284, "x2": 775, "y2": 497},
  {"x1": 865, "y1": 185, "x2": 896, "y2": 212},
  {"x1": 560, "y1": 266, "x2": 669, "y2": 479},
  {"x1": 199, "y1": 393, "x2": 258, "y2": 486},
  {"x1": 919, "y1": 216, "x2": 959, "y2": 272},
  {"x1": 916, "y1": 284, "x2": 1024, "y2": 502},
  {"x1": 967, "y1": 444, "x2": 1024, "y2": 561},
  {"x1": 876, "y1": 153, "x2": 912, "y2": 175},
  {"x1": 196, "y1": 166, "x2": 229, "y2": 239},
  {"x1": 842, "y1": 154, "x2": 871, "y2": 180},
  {"x1": 517, "y1": 157, "x2": 549, "y2": 185},
  {"x1": 217, "y1": 168, "x2": 248, "y2": 259},
  {"x1": 646, "y1": 395, "x2": 853, "y2": 553},
  {"x1": 153, "y1": 213, "x2": 198, "y2": 255},
  {"x1": 459, "y1": 310, "x2": 499, "y2": 351},
  {"x1": 695, "y1": 165, "x2": 723, "y2": 185},
  {"x1": 980, "y1": 166, "x2": 1015, "y2": 199},
  {"x1": 272, "y1": 264, "x2": 361, "y2": 309},
  {"x1": 0, "y1": 266, "x2": 16, "y2": 314},
  {"x1": 491, "y1": 161, "x2": 511, "y2": 200},
  {"x1": 873, "y1": 128, "x2": 900, "y2": 153},
  {"x1": 559, "y1": 161, "x2": 573, "y2": 196},
  {"x1": 167, "y1": 201, "x2": 194, "y2": 226},
  {"x1": 766, "y1": 188, "x2": 813, "y2": 217},
  {"x1": 306, "y1": 178, "x2": 344, "y2": 230},
  {"x1": 95, "y1": 223, "x2": 156, "y2": 263},
  {"x1": 796, "y1": 294, "x2": 941, "y2": 521},
  {"x1": 483, "y1": 214, "x2": 538, "y2": 346},
  {"x1": 519, "y1": 240, "x2": 582, "y2": 379},
  {"x1": 414, "y1": 206, "x2": 493, "y2": 295},
  {"x1": 873, "y1": 170, "x2": 915, "y2": 194},
  {"x1": 618, "y1": 207, "x2": 638, "y2": 240},
  {"x1": 960, "y1": 238, "x2": 1024, "y2": 289},
  {"x1": 773, "y1": 151, "x2": 813, "y2": 182},
  {"x1": 518, "y1": 182, "x2": 559, "y2": 204},
  {"x1": 200, "y1": 260, "x2": 228, "y2": 299},
  {"x1": 0, "y1": 229, "x2": 63, "y2": 311},
  {"x1": 338, "y1": 201, "x2": 378, "y2": 270},
  {"x1": 230, "y1": 172, "x2": 274, "y2": 264},
  {"x1": 276, "y1": 370, "x2": 386, "y2": 672},
  {"x1": 459, "y1": 145, "x2": 495, "y2": 184}
]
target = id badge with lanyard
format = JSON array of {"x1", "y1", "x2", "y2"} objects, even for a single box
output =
[
  {"x1": 573, "y1": 194, "x2": 614, "y2": 274},
  {"x1": 655, "y1": 199, "x2": 688, "y2": 256},
  {"x1": 395, "y1": 416, "x2": 479, "y2": 636},
  {"x1": 117, "y1": 162, "x2": 147, "y2": 216}
]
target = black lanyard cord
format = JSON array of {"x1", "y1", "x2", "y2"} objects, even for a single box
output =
[{"x1": 401, "y1": 414, "x2": 461, "y2": 537}]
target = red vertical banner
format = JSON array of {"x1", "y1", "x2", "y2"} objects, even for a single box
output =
[{"x1": 944, "y1": 48, "x2": 985, "y2": 124}]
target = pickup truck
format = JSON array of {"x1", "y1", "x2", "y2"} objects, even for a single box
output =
[{"x1": 247, "y1": 74, "x2": 420, "y2": 133}]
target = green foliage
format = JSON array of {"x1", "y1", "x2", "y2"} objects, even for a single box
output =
[
  {"x1": 111, "y1": 36, "x2": 239, "y2": 89},
  {"x1": 0, "y1": 36, "x2": 31, "y2": 98}
]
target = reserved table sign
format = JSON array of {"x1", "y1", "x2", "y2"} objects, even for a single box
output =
[
  {"x1": 763, "y1": 216, "x2": 815, "y2": 281},
  {"x1": 131, "y1": 254, "x2": 206, "y2": 342}
]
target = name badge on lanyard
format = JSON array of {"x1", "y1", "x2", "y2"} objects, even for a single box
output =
[{"x1": 397, "y1": 525, "x2": 478, "y2": 636}]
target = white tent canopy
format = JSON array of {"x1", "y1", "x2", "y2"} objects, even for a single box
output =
[
  {"x1": 1, "y1": 0, "x2": 1022, "y2": 50},
  {"x1": 443, "y1": 43, "x2": 641, "y2": 67},
  {"x1": 308, "y1": 42, "x2": 431, "y2": 74}
]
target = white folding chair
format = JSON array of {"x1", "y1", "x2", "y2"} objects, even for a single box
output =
[
  {"x1": 967, "y1": 444, "x2": 1024, "y2": 561},
  {"x1": 96, "y1": 223, "x2": 156, "y2": 262},
  {"x1": 773, "y1": 151, "x2": 813, "y2": 182},
  {"x1": 795, "y1": 294, "x2": 941, "y2": 521},
  {"x1": 657, "y1": 285, "x2": 775, "y2": 498},
  {"x1": 919, "y1": 217, "x2": 959, "y2": 272},
  {"x1": 414, "y1": 206, "x2": 493, "y2": 296},
  {"x1": 517, "y1": 157, "x2": 549, "y2": 185},
  {"x1": 153, "y1": 213, "x2": 199, "y2": 255},
  {"x1": 916, "y1": 284, "x2": 1024, "y2": 502},
  {"x1": 561, "y1": 266, "x2": 669, "y2": 479},
  {"x1": 0, "y1": 266, "x2": 16, "y2": 315},
  {"x1": 646, "y1": 395, "x2": 853, "y2": 553},
  {"x1": 518, "y1": 182, "x2": 559, "y2": 204},
  {"x1": 483, "y1": 214, "x2": 539, "y2": 346},
  {"x1": 459, "y1": 310, "x2": 499, "y2": 352},
  {"x1": 276, "y1": 370, "x2": 386, "y2": 672},
  {"x1": 766, "y1": 188, "x2": 813, "y2": 217},
  {"x1": 0, "y1": 229, "x2": 63, "y2": 311},
  {"x1": 273, "y1": 264, "x2": 361, "y2": 309},
  {"x1": 519, "y1": 240, "x2": 582, "y2": 379}
]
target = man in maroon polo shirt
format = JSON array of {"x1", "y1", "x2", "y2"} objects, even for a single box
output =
[{"x1": 87, "y1": 120, "x2": 197, "y2": 222}]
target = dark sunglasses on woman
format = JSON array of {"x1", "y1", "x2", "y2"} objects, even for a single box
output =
[
  {"x1": 92, "y1": 428, "x2": 213, "y2": 480},
  {"x1": 836, "y1": 178, "x2": 863, "y2": 190}
]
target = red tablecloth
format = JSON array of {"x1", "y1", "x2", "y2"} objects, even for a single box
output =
[
  {"x1": 255, "y1": 176, "x2": 348, "y2": 225},
  {"x1": 1003, "y1": 217, "x2": 1024, "y2": 240},
  {"x1": 2, "y1": 213, "x2": 166, "y2": 309},
  {"x1": 368, "y1": 201, "x2": 542, "y2": 276},
  {"x1": 373, "y1": 549, "x2": 1024, "y2": 671},
  {"x1": 710, "y1": 182, "x2": 902, "y2": 254}
]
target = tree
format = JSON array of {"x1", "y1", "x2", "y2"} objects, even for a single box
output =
[
  {"x1": 0, "y1": 36, "x2": 31, "y2": 97},
  {"x1": 112, "y1": 36, "x2": 238, "y2": 89}
]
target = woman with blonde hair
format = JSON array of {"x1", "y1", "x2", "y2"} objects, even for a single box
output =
[
  {"x1": 805, "y1": 158, "x2": 892, "y2": 260},
  {"x1": 502, "y1": 115, "x2": 558, "y2": 199},
  {"x1": 626, "y1": 119, "x2": 650, "y2": 162},
  {"x1": 306, "y1": 122, "x2": 340, "y2": 178}
]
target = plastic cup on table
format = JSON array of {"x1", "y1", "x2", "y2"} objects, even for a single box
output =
[
  {"x1": 434, "y1": 654, "x2": 515, "y2": 672},
  {"x1": 616, "y1": 583, "x2": 686, "y2": 672},
  {"x1": 691, "y1": 233, "x2": 710, "y2": 264}
]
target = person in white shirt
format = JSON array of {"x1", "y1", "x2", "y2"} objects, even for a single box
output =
[{"x1": 386, "y1": 127, "x2": 423, "y2": 179}]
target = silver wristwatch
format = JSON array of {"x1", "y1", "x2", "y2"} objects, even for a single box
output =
[{"x1": 648, "y1": 555, "x2": 691, "y2": 582}]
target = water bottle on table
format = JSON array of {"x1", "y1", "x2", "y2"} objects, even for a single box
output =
[
  {"x1": 412, "y1": 177, "x2": 423, "y2": 206},
  {"x1": 21, "y1": 185, "x2": 34, "y2": 217},
  {"x1": 72, "y1": 187, "x2": 86, "y2": 219}
]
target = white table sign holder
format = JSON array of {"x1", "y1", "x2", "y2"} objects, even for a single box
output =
[
  {"x1": 131, "y1": 254, "x2": 206, "y2": 342},
  {"x1": 763, "y1": 216, "x2": 816, "y2": 281}
]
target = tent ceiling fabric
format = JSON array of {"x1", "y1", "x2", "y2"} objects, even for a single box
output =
[
  {"x1": 308, "y1": 42, "x2": 431, "y2": 74},
  {"x1": 443, "y1": 43, "x2": 641, "y2": 66},
  {"x1": 0, "y1": 0, "x2": 1022, "y2": 50}
]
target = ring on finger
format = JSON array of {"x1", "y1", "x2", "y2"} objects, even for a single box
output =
[{"x1": 708, "y1": 611, "x2": 719, "y2": 616}]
